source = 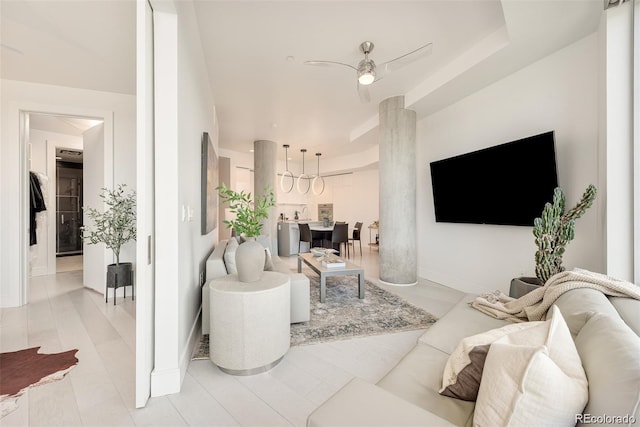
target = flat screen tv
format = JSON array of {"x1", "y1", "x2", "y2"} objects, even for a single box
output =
[{"x1": 430, "y1": 131, "x2": 558, "y2": 226}]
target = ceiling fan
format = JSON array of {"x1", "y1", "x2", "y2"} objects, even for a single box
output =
[{"x1": 305, "y1": 40, "x2": 433, "y2": 103}]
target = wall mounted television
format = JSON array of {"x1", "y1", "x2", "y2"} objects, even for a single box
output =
[{"x1": 429, "y1": 131, "x2": 558, "y2": 226}]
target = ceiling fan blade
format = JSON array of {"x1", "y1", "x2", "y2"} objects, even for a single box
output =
[
  {"x1": 357, "y1": 82, "x2": 370, "y2": 104},
  {"x1": 380, "y1": 42, "x2": 433, "y2": 74},
  {"x1": 304, "y1": 60, "x2": 357, "y2": 71}
]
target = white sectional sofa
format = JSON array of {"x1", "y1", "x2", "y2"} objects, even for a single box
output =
[
  {"x1": 307, "y1": 288, "x2": 640, "y2": 426},
  {"x1": 202, "y1": 238, "x2": 310, "y2": 334}
]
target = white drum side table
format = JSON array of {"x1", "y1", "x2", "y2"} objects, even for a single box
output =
[{"x1": 209, "y1": 271, "x2": 291, "y2": 375}]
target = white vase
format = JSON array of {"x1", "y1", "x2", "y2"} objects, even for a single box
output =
[{"x1": 235, "y1": 238, "x2": 265, "y2": 282}]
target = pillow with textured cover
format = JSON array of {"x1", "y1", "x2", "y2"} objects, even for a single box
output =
[
  {"x1": 474, "y1": 306, "x2": 588, "y2": 426},
  {"x1": 263, "y1": 247, "x2": 274, "y2": 271},
  {"x1": 440, "y1": 321, "x2": 541, "y2": 401}
]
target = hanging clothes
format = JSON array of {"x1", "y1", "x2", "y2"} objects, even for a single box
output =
[{"x1": 29, "y1": 172, "x2": 46, "y2": 246}]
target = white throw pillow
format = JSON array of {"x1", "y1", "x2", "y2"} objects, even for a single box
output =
[
  {"x1": 474, "y1": 306, "x2": 588, "y2": 426},
  {"x1": 223, "y1": 237, "x2": 239, "y2": 274},
  {"x1": 440, "y1": 321, "x2": 541, "y2": 401}
]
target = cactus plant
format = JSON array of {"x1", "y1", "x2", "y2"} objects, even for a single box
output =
[{"x1": 533, "y1": 185, "x2": 597, "y2": 283}]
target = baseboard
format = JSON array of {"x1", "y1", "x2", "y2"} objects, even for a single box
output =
[
  {"x1": 150, "y1": 367, "x2": 181, "y2": 397},
  {"x1": 150, "y1": 306, "x2": 203, "y2": 398},
  {"x1": 30, "y1": 266, "x2": 48, "y2": 277},
  {"x1": 179, "y1": 305, "x2": 202, "y2": 383}
]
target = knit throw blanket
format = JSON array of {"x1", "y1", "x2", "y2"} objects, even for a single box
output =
[{"x1": 471, "y1": 268, "x2": 640, "y2": 322}]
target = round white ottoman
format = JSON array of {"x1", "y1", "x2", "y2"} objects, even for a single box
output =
[{"x1": 209, "y1": 271, "x2": 291, "y2": 375}]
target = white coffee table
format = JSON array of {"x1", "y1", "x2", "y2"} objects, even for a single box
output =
[{"x1": 297, "y1": 252, "x2": 365, "y2": 303}]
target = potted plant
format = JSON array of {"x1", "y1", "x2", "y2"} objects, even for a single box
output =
[
  {"x1": 510, "y1": 185, "x2": 597, "y2": 298},
  {"x1": 82, "y1": 184, "x2": 136, "y2": 302},
  {"x1": 216, "y1": 183, "x2": 275, "y2": 282}
]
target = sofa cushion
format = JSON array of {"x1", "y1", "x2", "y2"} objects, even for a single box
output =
[
  {"x1": 608, "y1": 296, "x2": 640, "y2": 336},
  {"x1": 552, "y1": 288, "x2": 620, "y2": 336},
  {"x1": 474, "y1": 306, "x2": 588, "y2": 426},
  {"x1": 205, "y1": 239, "x2": 228, "y2": 281},
  {"x1": 574, "y1": 311, "x2": 640, "y2": 426},
  {"x1": 377, "y1": 343, "x2": 476, "y2": 427},
  {"x1": 418, "y1": 294, "x2": 509, "y2": 355},
  {"x1": 440, "y1": 321, "x2": 541, "y2": 401},
  {"x1": 223, "y1": 237, "x2": 239, "y2": 274},
  {"x1": 307, "y1": 378, "x2": 453, "y2": 427}
]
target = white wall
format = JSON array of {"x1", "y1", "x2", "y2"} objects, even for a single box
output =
[
  {"x1": 322, "y1": 170, "x2": 379, "y2": 247},
  {"x1": 176, "y1": 0, "x2": 218, "y2": 382},
  {"x1": 605, "y1": 2, "x2": 634, "y2": 281},
  {"x1": 28, "y1": 129, "x2": 83, "y2": 276},
  {"x1": 416, "y1": 33, "x2": 603, "y2": 294},
  {"x1": 150, "y1": 0, "x2": 217, "y2": 396},
  {"x1": 0, "y1": 79, "x2": 136, "y2": 308}
]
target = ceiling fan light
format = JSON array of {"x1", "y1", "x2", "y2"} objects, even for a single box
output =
[
  {"x1": 357, "y1": 59, "x2": 376, "y2": 85},
  {"x1": 358, "y1": 72, "x2": 375, "y2": 85}
]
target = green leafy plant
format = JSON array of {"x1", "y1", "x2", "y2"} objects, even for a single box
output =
[
  {"x1": 83, "y1": 184, "x2": 137, "y2": 266},
  {"x1": 216, "y1": 183, "x2": 276, "y2": 237},
  {"x1": 533, "y1": 184, "x2": 597, "y2": 283}
]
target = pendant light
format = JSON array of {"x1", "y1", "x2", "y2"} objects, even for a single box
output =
[
  {"x1": 280, "y1": 144, "x2": 294, "y2": 193},
  {"x1": 312, "y1": 152, "x2": 325, "y2": 195},
  {"x1": 296, "y1": 149, "x2": 311, "y2": 194}
]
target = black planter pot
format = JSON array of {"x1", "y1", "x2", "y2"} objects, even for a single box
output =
[
  {"x1": 106, "y1": 262, "x2": 134, "y2": 305},
  {"x1": 509, "y1": 276, "x2": 544, "y2": 299}
]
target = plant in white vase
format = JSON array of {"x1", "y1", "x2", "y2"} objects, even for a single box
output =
[{"x1": 216, "y1": 183, "x2": 275, "y2": 282}]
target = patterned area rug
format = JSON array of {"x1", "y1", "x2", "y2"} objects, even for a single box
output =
[
  {"x1": 0, "y1": 346, "x2": 79, "y2": 417},
  {"x1": 192, "y1": 273, "x2": 437, "y2": 359}
]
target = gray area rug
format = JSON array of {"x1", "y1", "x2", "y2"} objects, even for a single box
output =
[{"x1": 192, "y1": 272, "x2": 437, "y2": 359}]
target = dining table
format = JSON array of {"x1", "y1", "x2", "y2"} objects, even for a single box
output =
[{"x1": 308, "y1": 223, "x2": 334, "y2": 248}]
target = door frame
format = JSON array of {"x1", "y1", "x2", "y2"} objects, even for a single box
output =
[{"x1": 19, "y1": 106, "x2": 114, "y2": 305}]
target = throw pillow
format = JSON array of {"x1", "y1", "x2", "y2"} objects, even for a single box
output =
[
  {"x1": 474, "y1": 306, "x2": 588, "y2": 426},
  {"x1": 264, "y1": 247, "x2": 274, "y2": 271},
  {"x1": 440, "y1": 321, "x2": 542, "y2": 401},
  {"x1": 573, "y1": 312, "x2": 640, "y2": 426},
  {"x1": 223, "y1": 237, "x2": 239, "y2": 274}
]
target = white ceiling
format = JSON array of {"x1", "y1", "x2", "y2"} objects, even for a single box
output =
[
  {"x1": 1, "y1": 0, "x2": 603, "y2": 162},
  {"x1": 30, "y1": 113, "x2": 103, "y2": 136},
  {"x1": 0, "y1": 0, "x2": 135, "y2": 95}
]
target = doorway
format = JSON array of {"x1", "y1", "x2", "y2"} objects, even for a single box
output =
[
  {"x1": 55, "y1": 147, "x2": 84, "y2": 272},
  {"x1": 25, "y1": 112, "x2": 105, "y2": 288}
]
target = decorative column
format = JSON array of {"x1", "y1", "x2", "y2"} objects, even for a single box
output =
[
  {"x1": 379, "y1": 96, "x2": 417, "y2": 286},
  {"x1": 254, "y1": 140, "x2": 278, "y2": 254}
]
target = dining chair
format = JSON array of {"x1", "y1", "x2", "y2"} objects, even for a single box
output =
[
  {"x1": 330, "y1": 223, "x2": 349, "y2": 258},
  {"x1": 298, "y1": 223, "x2": 313, "y2": 252},
  {"x1": 348, "y1": 221, "x2": 363, "y2": 256}
]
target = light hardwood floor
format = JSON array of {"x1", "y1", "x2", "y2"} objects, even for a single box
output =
[{"x1": 1, "y1": 250, "x2": 464, "y2": 426}]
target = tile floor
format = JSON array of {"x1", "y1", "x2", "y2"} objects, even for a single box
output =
[
  {"x1": 56, "y1": 255, "x2": 83, "y2": 273},
  {"x1": 1, "y1": 249, "x2": 464, "y2": 426}
]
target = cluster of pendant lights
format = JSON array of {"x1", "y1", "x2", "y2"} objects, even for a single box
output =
[{"x1": 280, "y1": 144, "x2": 325, "y2": 195}]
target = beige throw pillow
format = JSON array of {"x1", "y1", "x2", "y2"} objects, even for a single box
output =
[
  {"x1": 440, "y1": 321, "x2": 542, "y2": 401},
  {"x1": 474, "y1": 306, "x2": 588, "y2": 426},
  {"x1": 573, "y1": 312, "x2": 640, "y2": 426},
  {"x1": 223, "y1": 237, "x2": 239, "y2": 274}
]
